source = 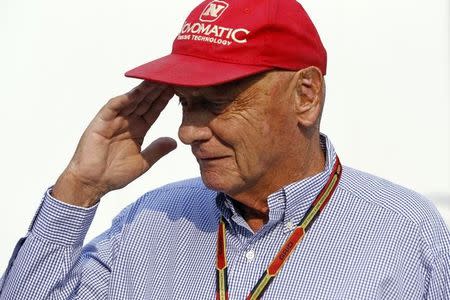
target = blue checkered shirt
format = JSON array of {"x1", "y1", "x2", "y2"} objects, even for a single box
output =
[{"x1": 1, "y1": 136, "x2": 449, "y2": 299}]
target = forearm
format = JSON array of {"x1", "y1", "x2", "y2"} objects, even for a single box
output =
[{"x1": 0, "y1": 190, "x2": 110, "y2": 299}]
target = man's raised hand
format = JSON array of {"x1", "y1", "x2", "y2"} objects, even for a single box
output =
[{"x1": 52, "y1": 81, "x2": 177, "y2": 207}]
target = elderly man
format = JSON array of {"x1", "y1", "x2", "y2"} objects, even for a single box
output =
[{"x1": 1, "y1": 0, "x2": 449, "y2": 299}]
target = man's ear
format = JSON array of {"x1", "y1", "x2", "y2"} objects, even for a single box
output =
[{"x1": 292, "y1": 66, "x2": 324, "y2": 128}]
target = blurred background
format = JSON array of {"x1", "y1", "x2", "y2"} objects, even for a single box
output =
[{"x1": 0, "y1": 0, "x2": 448, "y2": 272}]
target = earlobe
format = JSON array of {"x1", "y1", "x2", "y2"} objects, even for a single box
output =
[{"x1": 293, "y1": 66, "x2": 324, "y2": 128}]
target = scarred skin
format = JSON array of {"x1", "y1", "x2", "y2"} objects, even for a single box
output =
[{"x1": 52, "y1": 67, "x2": 326, "y2": 232}]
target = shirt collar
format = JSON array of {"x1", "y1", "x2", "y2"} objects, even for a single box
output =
[{"x1": 216, "y1": 133, "x2": 338, "y2": 234}]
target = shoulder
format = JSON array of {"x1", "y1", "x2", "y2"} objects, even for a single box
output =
[
  {"x1": 146, "y1": 177, "x2": 213, "y2": 196},
  {"x1": 338, "y1": 166, "x2": 438, "y2": 224},
  {"x1": 337, "y1": 166, "x2": 450, "y2": 260},
  {"x1": 134, "y1": 177, "x2": 217, "y2": 213},
  {"x1": 111, "y1": 177, "x2": 219, "y2": 231}
]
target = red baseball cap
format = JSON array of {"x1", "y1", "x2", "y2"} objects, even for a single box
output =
[{"x1": 125, "y1": 0, "x2": 326, "y2": 87}]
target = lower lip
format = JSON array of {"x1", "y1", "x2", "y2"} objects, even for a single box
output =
[{"x1": 198, "y1": 157, "x2": 228, "y2": 162}]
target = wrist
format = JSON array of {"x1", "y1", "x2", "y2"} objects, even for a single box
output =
[{"x1": 52, "y1": 170, "x2": 105, "y2": 208}]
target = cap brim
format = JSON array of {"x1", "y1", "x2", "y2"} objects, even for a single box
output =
[{"x1": 125, "y1": 53, "x2": 272, "y2": 87}]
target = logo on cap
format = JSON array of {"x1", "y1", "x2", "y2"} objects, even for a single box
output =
[{"x1": 200, "y1": 0, "x2": 229, "y2": 22}]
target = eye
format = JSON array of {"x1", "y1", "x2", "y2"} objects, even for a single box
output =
[{"x1": 201, "y1": 99, "x2": 229, "y2": 114}]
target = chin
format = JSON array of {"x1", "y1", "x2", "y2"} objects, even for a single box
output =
[
  {"x1": 200, "y1": 174, "x2": 227, "y2": 192},
  {"x1": 200, "y1": 170, "x2": 239, "y2": 194}
]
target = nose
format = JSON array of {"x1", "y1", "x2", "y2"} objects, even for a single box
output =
[{"x1": 178, "y1": 110, "x2": 213, "y2": 145}]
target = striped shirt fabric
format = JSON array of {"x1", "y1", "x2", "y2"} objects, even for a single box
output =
[{"x1": 1, "y1": 135, "x2": 449, "y2": 299}]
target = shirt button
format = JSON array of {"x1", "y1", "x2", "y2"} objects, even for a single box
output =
[
  {"x1": 286, "y1": 221, "x2": 295, "y2": 230},
  {"x1": 245, "y1": 250, "x2": 255, "y2": 262}
]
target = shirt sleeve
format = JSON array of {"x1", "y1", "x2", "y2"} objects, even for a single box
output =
[
  {"x1": 0, "y1": 189, "x2": 121, "y2": 300},
  {"x1": 427, "y1": 250, "x2": 450, "y2": 299},
  {"x1": 424, "y1": 214, "x2": 450, "y2": 299}
]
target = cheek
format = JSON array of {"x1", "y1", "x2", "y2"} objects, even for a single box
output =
[
  {"x1": 230, "y1": 122, "x2": 274, "y2": 171},
  {"x1": 237, "y1": 113, "x2": 293, "y2": 167},
  {"x1": 211, "y1": 107, "x2": 277, "y2": 167},
  {"x1": 215, "y1": 115, "x2": 269, "y2": 152}
]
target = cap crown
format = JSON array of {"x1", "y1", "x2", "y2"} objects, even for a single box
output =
[{"x1": 173, "y1": 0, "x2": 327, "y2": 74}]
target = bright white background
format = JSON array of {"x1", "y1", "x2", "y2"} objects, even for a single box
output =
[{"x1": 0, "y1": 0, "x2": 448, "y2": 272}]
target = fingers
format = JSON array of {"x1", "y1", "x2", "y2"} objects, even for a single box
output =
[
  {"x1": 133, "y1": 89, "x2": 161, "y2": 116},
  {"x1": 121, "y1": 83, "x2": 167, "y2": 116},
  {"x1": 98, "y1": 81, "x2": 168, "y2": 122},
  {"x1": 133, "y1": 98, "x2": 153, "y2": 116},
  {"x1": 141, "y1": 137, "x2": 178, "y2": 171},
  {"x1": 142, "y1": 87, "x2": 174, "y2": 125}
]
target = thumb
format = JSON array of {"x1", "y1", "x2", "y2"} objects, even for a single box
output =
[{"x1": 141, "y1": 137, "x2": 177, "y2": 171}]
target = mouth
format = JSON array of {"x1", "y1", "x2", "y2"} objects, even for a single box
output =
[
  {"x1": 193, "y1": 147, "x2": 228, "y2": 160},
  {"x1": 192, "y1": 145, "x2": 231, "y2": 164},
  {"x1": 196, "y1": 156, "x2": 229, "y2": 162}
]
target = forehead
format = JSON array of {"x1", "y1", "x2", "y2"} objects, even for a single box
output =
[{"x1": 173, "y1": 71, "x2": 270, "y2": 99}]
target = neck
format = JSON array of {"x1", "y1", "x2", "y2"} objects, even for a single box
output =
[
  {"x1": 231, "y1": 137, "x2": 326, "y2": 232},
  {"x1": 232, "y1": 199, "x2": 269, "y2": 232}
]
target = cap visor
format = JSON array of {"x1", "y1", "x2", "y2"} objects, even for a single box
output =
[{"x1": 125, "y1": 53, "x2": 272, "y2": 87}]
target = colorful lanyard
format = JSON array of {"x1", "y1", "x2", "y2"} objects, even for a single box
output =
[{"x1": 216, "y1": 157, "x2": 342, "y2": 300}]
